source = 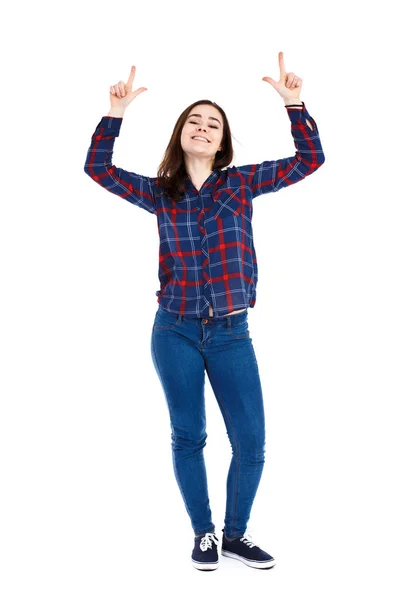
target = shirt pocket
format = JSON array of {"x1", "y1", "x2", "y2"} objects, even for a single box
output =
[{"x1": 212, "y1": 187, "x2": 243, "y2": 221}]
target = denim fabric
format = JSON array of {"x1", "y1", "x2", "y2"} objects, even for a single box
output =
[{"x1": 150, "y1": 305, "x2": 266, "y2": 538}]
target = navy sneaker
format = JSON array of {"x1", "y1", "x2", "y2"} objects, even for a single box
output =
[
  {"x1": 191, "y1": 532, "x2": 219, "y2": 571},
  {"x1": 221, "y1": 529, "x2": 276, "y2": 569}
]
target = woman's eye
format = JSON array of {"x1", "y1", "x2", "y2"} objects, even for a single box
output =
[{"x1": 189, "y1": 121, "x2": 218, "y2": 129}]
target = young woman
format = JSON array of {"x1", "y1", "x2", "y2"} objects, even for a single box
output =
[{"x1": 84, "y1": 52, "x2": 325, "y2": 571}]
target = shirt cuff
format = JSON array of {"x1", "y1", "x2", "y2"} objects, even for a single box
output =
[
  {"x1": 285, "y1": 101, "x2": 310, "y2": 120},
  {"x1": 97, "y1": 115, "x2": 124, "y2": 135}
]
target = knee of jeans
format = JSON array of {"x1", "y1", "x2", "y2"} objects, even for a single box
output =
[
  {"x1": 171, "y1": 429, "x2": 207, "y2": 452},
  {"x1": 237, "y1": 435, "x2": 266, "y2": 461},
  {"x1": 239, "y1": 448, "x2": 266, "y2": 465}
]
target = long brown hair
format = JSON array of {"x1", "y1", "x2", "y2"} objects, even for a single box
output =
[{"x1": 156, "y1": 99, "x2": 234, "y2": 203}]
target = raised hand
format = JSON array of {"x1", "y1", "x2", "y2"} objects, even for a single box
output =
[
  {"x1": 262, "y1": 52, "x2": 302, "y2": 103},
  {"x1": 109, "y1": 65, "x2": 148, "y2": 109}
]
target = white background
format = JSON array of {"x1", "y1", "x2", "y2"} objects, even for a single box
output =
[{"x1": 1, "y1": 0, "x2": 399, "y2": 598}]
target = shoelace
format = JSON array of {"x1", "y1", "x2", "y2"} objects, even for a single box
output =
[
  {"x1": 199, "y1": 532, "x2": 219, "y2": 552},
  {"x1": 239, "y1": 531, "x2": 257, "y2": 548}
]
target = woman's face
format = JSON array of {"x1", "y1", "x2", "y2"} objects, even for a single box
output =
[{"x1": 180, "y1": 104, "x2": 224, "y2": 160}]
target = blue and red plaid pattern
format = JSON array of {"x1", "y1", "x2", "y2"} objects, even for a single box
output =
[{"x1": 84, "y1": 102, "x2": 325, "y2": 317}]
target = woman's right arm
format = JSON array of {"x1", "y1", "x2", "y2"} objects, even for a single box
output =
[
  {"x1": 107, "y1": 106, "x2": 127, "y2": 118},
  {"x1": 83, "y1": 65, "x2": 157, "y2": 215}
]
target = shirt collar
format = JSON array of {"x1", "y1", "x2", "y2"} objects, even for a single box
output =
[{"x1": 184, "y1": 169, "x2": 223, "y2": 199}]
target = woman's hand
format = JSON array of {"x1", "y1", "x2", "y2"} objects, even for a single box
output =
[
  {"x1": 262, "y1": 52, "x2": 302, "y2": 103},
  {"x1": 109, "y1": 65, "x2": 147, "y2": 109}
]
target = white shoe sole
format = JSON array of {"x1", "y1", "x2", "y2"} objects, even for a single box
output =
[
  {"x1": 191, "y1": 559, "x2": 219, "y2": 570},
  {"x1": 221, "y1": 549, "x2": 276, "y2": 569}
]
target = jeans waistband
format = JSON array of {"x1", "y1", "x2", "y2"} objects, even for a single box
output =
[{"x1": 158, "y1": 305, "x2": 248, "y2": 322}]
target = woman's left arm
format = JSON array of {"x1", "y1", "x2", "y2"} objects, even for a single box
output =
[{"x1": 230, "y1": 52, "x2": 325, "y2": 198}]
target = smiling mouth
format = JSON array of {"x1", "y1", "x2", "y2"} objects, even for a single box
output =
[{"x1": 192, "y1": 137, "x2": 210, "y2": 143}]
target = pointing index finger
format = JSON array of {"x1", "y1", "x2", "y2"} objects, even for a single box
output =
[
  {"x1": 278, "y1": 51, "x2": 286, "y2": 79},
  {"x1": 126, "y1": 65, "x2": 136, "y2": 89}
]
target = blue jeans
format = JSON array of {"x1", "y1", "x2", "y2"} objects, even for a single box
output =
[{"x1": 150, "y1": 305, "x2": 266, "y2": 538}]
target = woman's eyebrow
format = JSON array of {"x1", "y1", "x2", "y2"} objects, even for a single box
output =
[{"x1": 187, "y1": 113, "x2": 221, "y2": 126}]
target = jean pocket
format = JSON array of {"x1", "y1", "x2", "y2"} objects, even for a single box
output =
[
  {"x1": 153, "y1": 308, "x2": 182, "y2": 330},
  {"x1": 226, "y1": 314, "x2": 250, "y2": 339}
]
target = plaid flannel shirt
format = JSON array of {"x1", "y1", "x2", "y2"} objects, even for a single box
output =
[{"x1": 84, "y1": 101, "x2": 325, "y2": 317}]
